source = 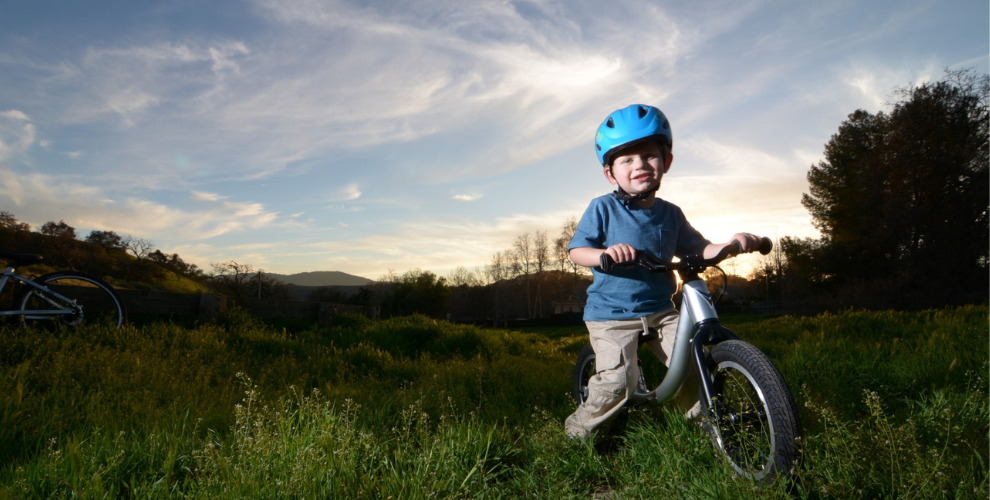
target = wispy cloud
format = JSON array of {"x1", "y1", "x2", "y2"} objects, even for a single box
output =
[
  {"x1": 452, "y1": 193, "x2": 482, "y2": 202},
  {"x1": 191, "y1": 191, "x2": 226, "y2": 202},
  {"x1": 0, "y1": 110, "x2": 35, "y2": 162}
]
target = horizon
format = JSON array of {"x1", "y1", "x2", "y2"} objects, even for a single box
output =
[{"x1": 1, "y1": 1, "x2": 986, "y2": 280}]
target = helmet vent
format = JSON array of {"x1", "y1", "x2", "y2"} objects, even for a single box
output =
[
  {"x1": 637, "y1": 105, "x2": 648, "y2": 118},
  {"x1": 606, "y1": 117, "x2": 615, "y2": 128}
]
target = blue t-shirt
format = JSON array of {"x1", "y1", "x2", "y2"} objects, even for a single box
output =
[{"x1": 569, "y1": 194, "x2": 710, "y2": 321}]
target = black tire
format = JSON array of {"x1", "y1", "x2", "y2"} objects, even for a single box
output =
[
  {"x1": 18, "y1": 272, "x2": 126, "y2": 330},
  {"x1": 573, "y1": 344, "x2": 596, "y2": 405},
  {"x1": 704, "y1": 340, "x2": 800, "y2": 483}
]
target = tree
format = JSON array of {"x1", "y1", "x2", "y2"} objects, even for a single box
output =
[
  {"x1": 123, "y1": 236, "x2": 155, "y2": 260},
  {"x1": 533, "y1": 230, "x2": 549, "y2": 318},
  {"x1": 209, "y1": 261, "x2": 255, "y2": 297},
  {"x1": 753, "y1": 237, "x2": 788, "y2": 302},
  {"x1": 486, "y1": 251, "x2": 510, "y2": 326},
  {"x1": 445, "y1": 266, "x2": 488, "y2": 321},
  {"x1": 513, "y1": 233, "x2": 534, "y2": 317},
  {"x1": 379, "y1": 269, "x2": 450, "y2": 319},
  {"x1": 555, "y1": 217, "x2": 584, "y2": 277},
  {"x1": 247, "y1": 271, "x2": 288, "y2": 300},
  {"x1": 0, "y1": 211, "x2": 30, "y2": 232},
  {"x1": 148, "y1": 250, "x2": 205, "y2": 280},
  {"x1": 40, "y1": 220, "x2": 76, "y2": 239},
  {"x1": 86, "y1": 230, "x2": 126, "y2": 253},
  {"x1": 39, "y1": 220, "x2": 78, "y2": 268},
  {"x1": 796, "y1": 69, "x2": 988, "y2": 306}
]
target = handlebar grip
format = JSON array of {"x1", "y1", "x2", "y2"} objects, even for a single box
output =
[
  {"x1": 599, "y1": 252, "x2": 615, "y2": 272},
  {"x1": 759, "y1": 236, "x2": 773, "y2": 255},
  {"x1": 727, "y1": 240, "x2": 742, "y2": 255}
]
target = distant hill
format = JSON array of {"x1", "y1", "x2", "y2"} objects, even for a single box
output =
[{"x1": 267, "y1": 271, "x2": 373, "y2": 287}]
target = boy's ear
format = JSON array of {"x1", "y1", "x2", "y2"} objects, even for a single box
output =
[
  {"x1": 663, "y1": 153, "x2": 674, "y2": 173},
  {"x1": 603, "y1": 166, "x2": 618, "y2": 185}
]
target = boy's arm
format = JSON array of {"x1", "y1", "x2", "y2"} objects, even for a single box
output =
[
  {"x1": 702, "y1": 232, "x2": 763, "y2": 259},
  {"x1": 569, "y1": 244, "x2": 637, "y2": 268}
]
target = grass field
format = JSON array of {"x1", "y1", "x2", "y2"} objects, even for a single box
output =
[{"x1": 0, "y1": 305, "x2": 986, "y2": 498}]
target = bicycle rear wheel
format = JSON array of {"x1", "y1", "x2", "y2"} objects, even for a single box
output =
[
  {"x1": 704, "y1": 340, "x2": 800, "y2": 483},
  {"x1": 18, "y1": 272, "x2": 126, "y2": 330}
]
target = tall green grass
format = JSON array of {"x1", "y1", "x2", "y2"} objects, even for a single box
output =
[{"x1": 0, "y1": 305, "x2": 986, "y2": 498}]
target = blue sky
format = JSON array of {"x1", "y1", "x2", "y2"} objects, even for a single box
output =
[{"x1": 0, "y1": 0, "x2": 986, "y2": 280}]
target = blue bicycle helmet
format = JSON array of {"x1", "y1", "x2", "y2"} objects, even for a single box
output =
[{"x1": 595, "y1": 104, "x2": 672, "y2": 166}]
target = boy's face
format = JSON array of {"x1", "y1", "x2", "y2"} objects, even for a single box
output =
[{"x1": 604, "y1": 142, "x2": 672, "y2": 196}]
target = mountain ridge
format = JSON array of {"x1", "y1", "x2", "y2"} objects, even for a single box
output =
[{"x1": 267, "y1": 270, "x2": 373, "y2": 287}]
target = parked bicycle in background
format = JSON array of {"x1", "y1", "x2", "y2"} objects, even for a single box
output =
[{"x1": 0, "y1": 250, "x2": 126, "y2": 330}]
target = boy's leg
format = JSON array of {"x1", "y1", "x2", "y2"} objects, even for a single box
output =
[
  {"x1": 643, "y1": 310, "x2": 703, "y2": 420},
  {"x1": 564, "y1": 319, "x2": 642, "y2": 439}
]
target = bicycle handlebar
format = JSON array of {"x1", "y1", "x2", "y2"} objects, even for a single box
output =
[{"x1": 598, "y1": 236, "x2": 773, "y2": 274}]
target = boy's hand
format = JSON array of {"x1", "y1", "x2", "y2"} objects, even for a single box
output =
[{"x1": 605, "y1": 243, "x2": 637, "y2": 263}]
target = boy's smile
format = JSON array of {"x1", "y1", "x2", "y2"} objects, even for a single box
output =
[{"x1": 603, "y1": 142, "x2": 672, "y2": 201}]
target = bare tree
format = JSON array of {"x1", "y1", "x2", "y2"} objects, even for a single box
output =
[
  {"x1": 556, "y1": 217, "x2": 582, "y2": 277},
  {"x1": 209, "y1": 261, "x2": 255, "y2": 297},
  {"x1": 123, "y1": 236, "x2": 155, "y2": 260},
  {"x1": 754, "y1": 237, "x2": 788, "y2": 302},
  {"x1": 486, "y1": 251, "x2": 509, "y2": 327},
  {"x1": 446, "y1": 265, "x2": 481, "y2": 287},
  {"x1": 533, "y1": 230, "x2": 549, "y2": 318},
  {"x1": 513, "y1": 233, "x2": 534, "y2": 317}
]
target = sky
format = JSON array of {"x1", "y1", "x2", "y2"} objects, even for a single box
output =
[{"x1": 0, "y1": 0, "x2": 987, "y2": 281}]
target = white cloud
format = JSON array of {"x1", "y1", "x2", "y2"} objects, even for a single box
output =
[
  {"x1": 340, "y1": 183, "x2": 361, "y2": 201},
  {"x1": 0, "y1": 110, "x2": 30, "y2": 121},
  {"x1": 191, "y1": 191, "x2": 226, "y2": 202},
  {"x1": 452, "y1": 193, "x2": 482, "y2": 202},
  {"x1": 0, "y1": 110, "x2": 36, "y2": 162},
  {"x1": 0, "y1": 166, "x2": 285, "y2": 242},
  {"x1": 0, "y1": 169, "x2": 25, "y2": 205}
]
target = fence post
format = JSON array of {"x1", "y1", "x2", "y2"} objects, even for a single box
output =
[{"x1": 199, "y1": 294, "x2": 227, "y2": 323}]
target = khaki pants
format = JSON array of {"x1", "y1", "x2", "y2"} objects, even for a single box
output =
[{"x1": 565, "y1": 309, "x2": 701, "y2": 440}]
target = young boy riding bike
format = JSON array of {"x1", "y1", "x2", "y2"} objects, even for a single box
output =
[{"x1": 564, "y1": 104, "x2": 763, "y2": 440}]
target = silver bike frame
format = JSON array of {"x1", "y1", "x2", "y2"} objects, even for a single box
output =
[
  {"x1": 0, "y1": 268, "x2": 79, "y2": 319},
  {"x1": 629, "y1": 279, "x2": 717, "y2": 405}
]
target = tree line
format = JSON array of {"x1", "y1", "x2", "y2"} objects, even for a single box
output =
[{"x1": 0, "y1": 215, "x2": 290, "y2": 300}]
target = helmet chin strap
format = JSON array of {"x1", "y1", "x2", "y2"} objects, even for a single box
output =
[{"x1": 612, "y1": 182, "x2": 660, "y2": 208}]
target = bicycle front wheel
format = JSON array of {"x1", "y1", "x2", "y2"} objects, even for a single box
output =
[
  {"x1": 18, "y1": 272, "x2": 126, "y2": 330},
  {"x1": 704, "y1": 340, "x2": 800, "y2": 483}
]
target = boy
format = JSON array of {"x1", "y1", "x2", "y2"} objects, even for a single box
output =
[{"x1": 564, "y1": 104, "x2": 762, "y2": 440}]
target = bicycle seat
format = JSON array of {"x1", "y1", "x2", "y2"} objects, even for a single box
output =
[{"x1": 0, "y1": 251, "x2": 43, "y2": 266}]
